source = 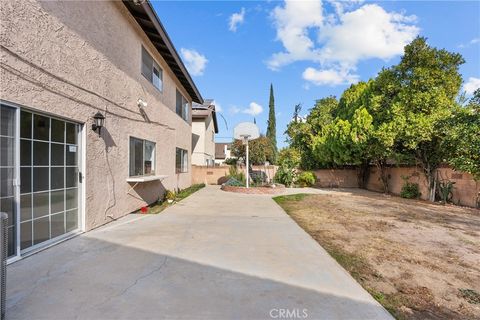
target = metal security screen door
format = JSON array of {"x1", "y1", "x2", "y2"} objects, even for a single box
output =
[{"x1": 0, "y1": 103, "x2": 83, "y2": 259}]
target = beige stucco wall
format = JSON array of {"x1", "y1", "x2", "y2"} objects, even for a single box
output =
[
  {"x1": 312, "y1": 167, "x2": 479, "y2": 208},
  {"x1": 0, "y1": 0, "x2": 194, "y2": 230},
  {"x1": 191, "y1": 114, "x2": 215, "y2": 165}
]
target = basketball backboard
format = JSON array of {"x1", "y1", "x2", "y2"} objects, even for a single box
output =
[{"x1": 233, "y1": 122, "x2": 260, "y2": 141}]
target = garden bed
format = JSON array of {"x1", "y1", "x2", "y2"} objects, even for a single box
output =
[{"x1": 221, "y1": 184, "x2": 285, "y2": 194}]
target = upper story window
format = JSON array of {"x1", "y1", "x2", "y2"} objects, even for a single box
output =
[
  {"x1": 176, "y1": 89, "x2": 189, "y2": 122},
  {"x1": 141, "y1": 46, "x2": 163, "y2": 92},
  {"x1": 129, "y1": 137, "x2": 156, "y2": 177}
]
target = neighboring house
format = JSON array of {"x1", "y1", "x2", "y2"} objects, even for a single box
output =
[
  {"x1": 215, "y1": 143, "x2": 232, "y2": 165},
  {"x1": 191, "y1": 100, "x2": 218, "y2": 166},
  {"x1": 0, "y1": 0, "x2": 202, "y2": 261}
]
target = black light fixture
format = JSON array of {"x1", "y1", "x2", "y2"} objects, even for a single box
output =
[{"x1": 92, "y1": 112, "x2": 105, "y2": 135}]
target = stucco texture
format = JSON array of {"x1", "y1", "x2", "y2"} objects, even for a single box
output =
[{"x1": 0, "y1": 0, "x2": 194, "y2": 230}]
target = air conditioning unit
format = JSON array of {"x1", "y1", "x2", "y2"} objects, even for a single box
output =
[{"x1": 0, "y1": 212, "x2": 7, "y2": 320}]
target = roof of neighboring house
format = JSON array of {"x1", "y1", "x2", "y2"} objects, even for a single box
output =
[
  {"x1": 192, "y1": 100, "x2": 219, "y2": 133},
  {"x1": 122, "y1": 0, "x2": 203, "y2": 104},
  {"x1": 215, "y1": 142, "x2": 231, "y2": 159}
]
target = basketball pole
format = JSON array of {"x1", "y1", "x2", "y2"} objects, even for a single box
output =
[{"x1": 246, "y1": 139, "x2": 249, "y2": 188}]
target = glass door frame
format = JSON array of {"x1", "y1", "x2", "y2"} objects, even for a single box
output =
[{"x1": 2, "y1": 100, "x2": 85, "y2": 264}]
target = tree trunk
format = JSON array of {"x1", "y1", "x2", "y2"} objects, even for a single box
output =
[
  {"x1": 357, "y1": 161, "x2": 370, "y2": 189},
  {"x1": 375, "y1": 160, "x2": 389, "y2": 194}
]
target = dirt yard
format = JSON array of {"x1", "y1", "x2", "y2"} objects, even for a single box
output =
[{"x1": 274, "y1": 190, "x2": 480, "y2": 320}]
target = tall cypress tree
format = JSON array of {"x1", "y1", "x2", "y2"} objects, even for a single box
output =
[{"x1": 266, "y1": 83, "x2": 277, "y2": 164}]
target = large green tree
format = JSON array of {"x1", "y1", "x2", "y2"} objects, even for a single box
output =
[
  {"x1": 230, "y1": 135, "x2": 274, "y2": 165},
  {"x1": 446, "y1": 89, "x2": 480, "y2": 180},
  {"x1": 380, "y1": 37, "x2": 465, "y2": 200},
  {"x1": 266, "y1": 84, "x2": 277, "y2": 164}
]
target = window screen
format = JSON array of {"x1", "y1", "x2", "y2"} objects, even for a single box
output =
[
  {"x1": 175, "y1": 148, "x2": 188, "y2": 173},
  {"x1": 129, "y1": 137, "x2": 156, "y2": 176},
  {"x1": 141, "y1": 46, "x2": 162, "y2": 91}
]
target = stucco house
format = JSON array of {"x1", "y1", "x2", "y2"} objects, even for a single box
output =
[
  {"x1": 214, "y1": 143, "x2": 232, "y2": 165},
  {"x1": 191, "y1": 100, "x2": 218, "y2": 166},
  {"x1": 0, "y1": 0, "x2": 202, "y2": 261}
]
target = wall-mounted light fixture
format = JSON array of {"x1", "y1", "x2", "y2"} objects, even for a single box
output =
[
  {"x1": 92, "y1": 112, "x2": 105, "y2": 135},
  {"x1": 137, "y1": 99, "x2": 147, "y2": 109}
]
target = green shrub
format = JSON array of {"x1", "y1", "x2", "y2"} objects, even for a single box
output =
[
  {"x1": 296, "y1": 171, "x2": 316, "y2": 187},
  {"x1": 227, "y1": 165, "x2": 246, "y2": 184},
  {"x1": 400, "y1": 177, "x2": 421, "y2": 199},
  {"x1": 224, "y1": 177, "x2": 245, "y2": 187},
  {"x1": 437, "y1": 180, "x2": 455, "y2": 204},
  {"x1": 224, "y1": 158, "x2": 238, "y2": 165},
  {"x1": 274, "y1": 165, "x2": 297, "y2": 187}
]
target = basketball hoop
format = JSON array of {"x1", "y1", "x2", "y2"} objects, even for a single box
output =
[{"x1": 233, "y1": 122, "x2": 260, "y2": 188}]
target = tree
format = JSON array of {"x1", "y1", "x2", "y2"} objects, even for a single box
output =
[
  {"x1": 266, "y1": 84, "x2": 277, "y2": 164},
  {"x1": 286, "y1": 97, "x2": 339, "y2": 169},
  {"x1": 381, "y1": 37, "x2": 465, "y2": 201},
  {"x1": 446, "y1": 89, "x2": 480, "y2": 180},
  {"x1": 230, "y1": 135, "x2": 274, "y2": 165}
]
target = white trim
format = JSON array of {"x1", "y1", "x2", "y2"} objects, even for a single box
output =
[
  {"x1": 80, "y1": 122, "x2": 86, "y2": 232},
  {"x1": 126, "y1": 175, "x2": 167, "y2": 183},
  {"x1": 15, "y1": 106, "x2": 21, "y2": 259},
  {"x1": 1, "y1": 100, "x2": 85, "y2": 262}
]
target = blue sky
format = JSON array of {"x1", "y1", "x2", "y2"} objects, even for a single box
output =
[{"x1": 152, "y1": 0, "x2": 480, "y2": 147}]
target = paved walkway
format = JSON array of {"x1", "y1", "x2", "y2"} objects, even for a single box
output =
[{"x1": 7, "y1": 186, "x2": 392, "y2": 320}]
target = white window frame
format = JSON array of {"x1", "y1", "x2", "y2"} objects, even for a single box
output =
[
  {"x1": 175, "y1": 147, "x2": 188, "y2": 173},
  {"x1": 141, "y1": 46, "x2": 163, "y2": 92},
  {"x1": 129, "y1": 136, "x2": 156, "y2": 177},
  {"x1": 176, "y1": 89, "x2": 190, "y2": 122}
]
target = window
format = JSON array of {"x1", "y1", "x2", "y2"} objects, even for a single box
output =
[
  {"x1": 129, "y1": 137, "x2": 156, "y2": 176},
  {"x1": 141, "y1": 46, "x2": 163, "y2": 91},
  {"x1": 175, "y1": 148, "x2": 188, "y2": 173},
  {"x1": 176, "y1": 89, "x2": 189, "y2": 122}
]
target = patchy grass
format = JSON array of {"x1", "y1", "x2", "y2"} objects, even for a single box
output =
[
  {"x1": 273, "y1": 193, "x2": 308, "y2": 206},
  {"x1": 176, "y1": 183, "x2": 205, "y2": 201},
  {"x1": 275, "y1": 190, "x2": 480, "y2": 320},
  {"x1": 134, "y1": 183, "x2": 206, "y2": 214}
]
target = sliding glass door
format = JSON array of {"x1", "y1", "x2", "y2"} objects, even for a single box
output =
[
  {"x1": 0, "y1": 105, "x2": 17, "y2": 257},
  {"x1": 0, "y1": 103, "x2": 82, "y2": 259}
]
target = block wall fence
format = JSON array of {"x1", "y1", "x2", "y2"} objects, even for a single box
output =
[{"x1": 193, "y1": 165, "x2": 479, "y2": 208}]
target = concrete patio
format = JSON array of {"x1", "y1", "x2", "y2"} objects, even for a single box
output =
[{"x1": 6, "y1": 186, "x2": 392, "y2": 320}]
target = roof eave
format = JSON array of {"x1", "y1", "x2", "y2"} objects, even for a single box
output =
[{"x1": 122, "y1": 0, "x2": 203, "y2": 104}]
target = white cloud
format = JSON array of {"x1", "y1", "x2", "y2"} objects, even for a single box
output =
[
  {"x1": 229, "y1": 8, "x2": 246, "y2": 32},
  {"x1": 242, "y1": 102, "x2": 263, "y2": 116},
  {"x1": 180, "y1": 48, "x2": 208, "y2": 76},
  {"x1": 464, "y1": 77, "x2": 480, "y2": 95},
  {"x1": 229, "y1": 106, "x2": 240, "y2": 114},
  {"x1": 302, "y1": 67, "x2": 358, "y2": 86},
  {"x1": 459, "y1": 37, "x2": 480, "y2": 48},
  {"x1": 268, "y1": 1, "x2": 419, "y2": 86},
  {"x1": 268, "y1": 0, "x2": 324, "y2": 70}
]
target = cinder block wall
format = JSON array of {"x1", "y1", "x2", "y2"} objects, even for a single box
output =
[
  {"x1": 192, "y1": 165, "x2": 278, "y2": 185},
  {"x1": 312, "y1": 167, "x2": 479, "y2": 208}
]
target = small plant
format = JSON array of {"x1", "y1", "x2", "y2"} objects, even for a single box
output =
[
  {"x1": 224, "y1": 177, "x2": 245, "y2": 187},
  {"x1": 227, "y1": 165, "x2": 246, "y2": 184},
  {"x1": 296, "y1": 171, "x2": 316, "y2": 187},
  {"x1": 437, "y1": 180, "x2": 455, "y2": 204},
  {"x1": 274, "y1": 164, "x2": 297, "y2": 187},
  {"x1": 165, "y1": 190, "x2": 176, "y2": 203},
  {"x1": 400, "y1": 175, "x2": 421, "y2": 199}
]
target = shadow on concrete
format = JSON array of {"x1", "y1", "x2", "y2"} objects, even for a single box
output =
[{"x1": 6, "y1": 230, "x2": 391, "y2": 320}]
